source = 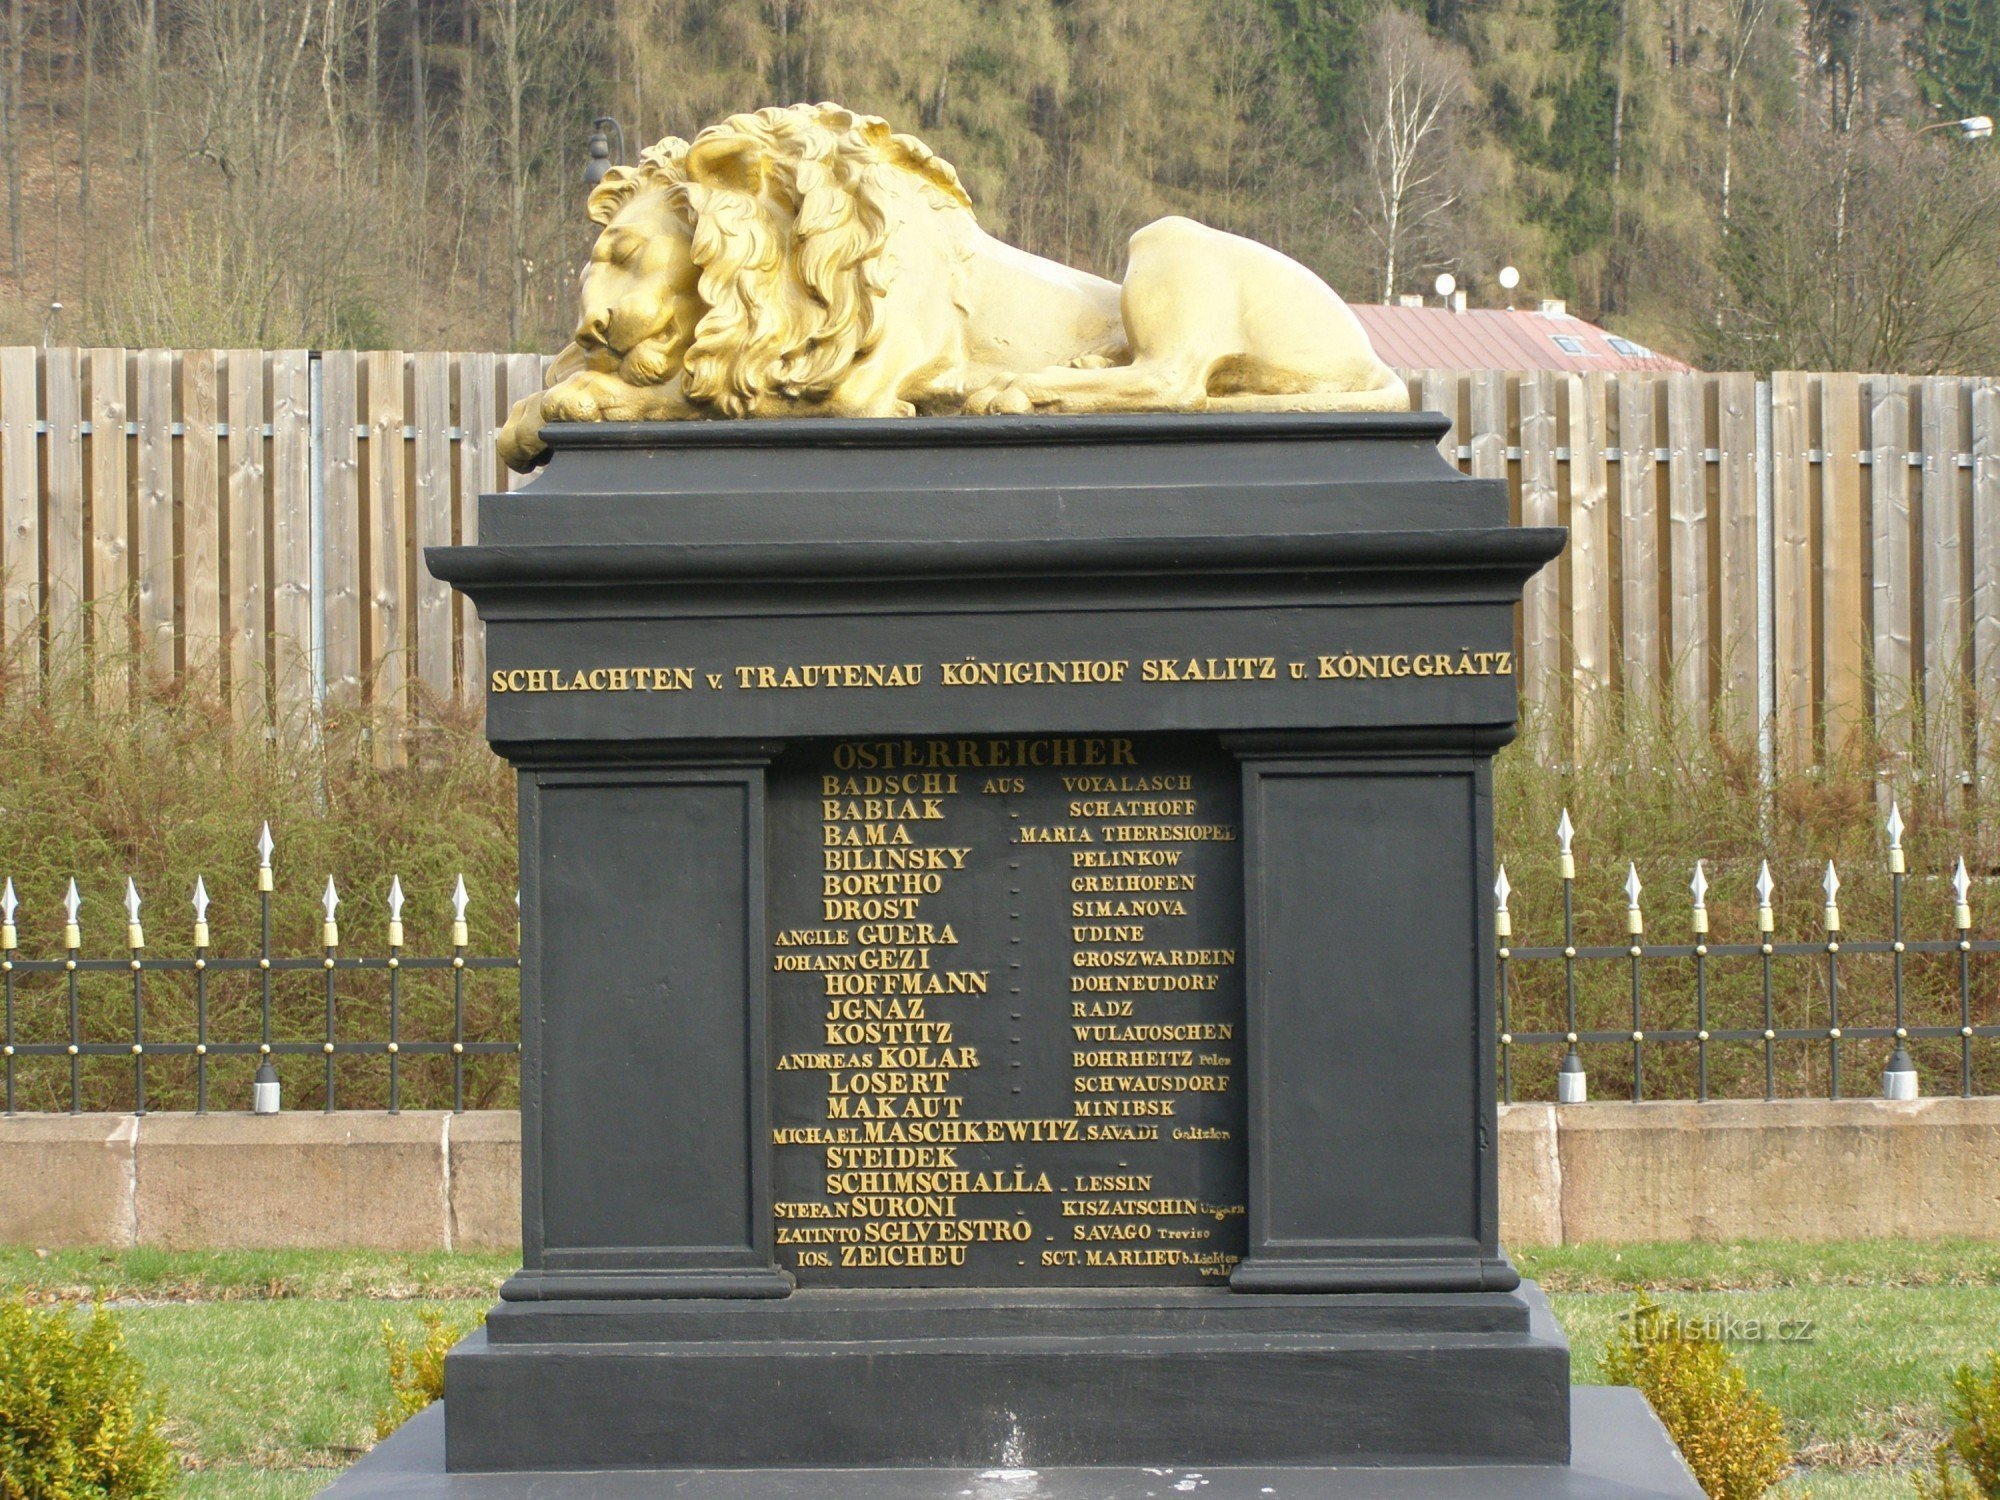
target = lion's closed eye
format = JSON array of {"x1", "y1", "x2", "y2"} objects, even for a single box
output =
[{"x1": 596, "y1": 229, "x2": 647, "y2": 267}]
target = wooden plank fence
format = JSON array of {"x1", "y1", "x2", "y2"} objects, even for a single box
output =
[
  {"x1": 0, "y1": 351, "x2": 1991, "y2": 783},
  {"x1": 0, "y1": 348, "x2": 546, "y2": 737},
  {"x1": 1400, "y1": 368, "x2": 2000, "y2": 784}
]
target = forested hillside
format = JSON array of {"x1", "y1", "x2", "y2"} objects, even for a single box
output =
[{"x1": 2, "y1": 0, "x2": 1998, "y2": 369}]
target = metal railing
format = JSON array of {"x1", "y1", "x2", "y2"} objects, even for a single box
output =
[
  {"x1": 3, "y1": 808, "x2": 1991, "y2": 1114},
  {"x1": 0, "y1": 824, "x2": 519, "y2": 1116},
  {"x1": 1496, "y1": 803, "x2": 1997, "y2": 1104}
]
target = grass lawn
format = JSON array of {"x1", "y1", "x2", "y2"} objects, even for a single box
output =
[{"x1": 3, "y1": 1242, "x2": 1995, "y2": 1498}]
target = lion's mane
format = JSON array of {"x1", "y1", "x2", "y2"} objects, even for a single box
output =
[{"x1": 588, "y1": 104, "x2": 972, "y2": 418}]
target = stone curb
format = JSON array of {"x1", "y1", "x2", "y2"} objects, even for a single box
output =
[{"x1": 4, "y1": 1102, "x2": 1998, "y2": 1248}]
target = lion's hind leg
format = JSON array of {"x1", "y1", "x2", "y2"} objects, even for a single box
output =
[{"x1": 964, "y1": 359, "x2": 1206, "y2": 415}]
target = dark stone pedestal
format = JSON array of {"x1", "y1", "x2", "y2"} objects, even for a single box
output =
[
  {"x1": 324, "y1": 1389, "x2": 1704, "y2": 1499},
  {"x1": 449, "y1": 1284, "x2": 1571, "y2": 1469},
  {"x1": 404, "y1": 412, "x2": 1681, "y2": 1487}
]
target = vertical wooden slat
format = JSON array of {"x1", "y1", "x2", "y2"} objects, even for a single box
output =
[
  {"x1": 1518, "y1": 372, "x2": 1560, "y2": 730},
  {"x1": 134, "y1": 349, "x2": 176, "y2": 678},
  {"x1": 1920, "y1": 375, "x2": 1966, "y2": 784},
  {"x1": 456, "y1": 353, "x2": 498, "y2": 703},
  {"x1": 503, "y1": 355, "x2": 543, "y2": 493},
  {"x1": 1468, "y1": 370, "x2": 1507, "y2": 482},
  {"x1": 1421, "y1": 369, "x2": 1461, "y2": 465},
  {"x1": 1869, "y1": 375, "x2": 1915, "y2": 745},
  {"x1": 1820, "y1": 374, "x2": 1867, "y2": 757},
  {"x1": 1770, "y1": 371, "x2": 1813, "y2": 766},
  {"x1": 1566, "y1": 374, "x2": 1612, "y2": 741},
  {"x1": 321, "y1": 350, "x2": 363, "y2": 707},
  {"x1": 412, "y1": 353, "x2": 453, "y2": 707},
  {"x1": 225, "y1": 350, "x2": 269, "y2": 720},
  {"x1": 87, "y1": 348, "x2": 131, "y2": 705},
  {"x1": 181, "y1": 349, "x2": 222, "y2": 693},
  {"x1": 1467, "y1": 370, "x2": 1513, "y2": 718},
  {"x1": 0, "y1": 348, "x2": 41, "y2": 679},
  {"x1": 1716, "y1": 372, "x2": 1760, "y2": 731},
  {"x1": 44, "y1": 349, "x2": 85, "y2": 663},
  {"x1": 1617, "y1": 374, "x2": 1659, "y2": 713},
  {"x1": 1973, "y1": 382, "x2": 2000, "y2": 785},
  {"x1": 1665, "y1": 371, "x2": 1709, "y2": 720},
  {"x1": 365, "y1": 351, "x2": 408, "y2": 740},
  {"x1": 269, "y1": 351, "x2": 314, "y2": 721}
]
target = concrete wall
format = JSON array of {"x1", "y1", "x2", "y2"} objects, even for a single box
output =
[
  {"x1": 4, "y1": 1101, "x2": 1998, "y2": 1250},
  {"x1": 0, "y1": 1113, "x2": 520, "y2": 1252}
]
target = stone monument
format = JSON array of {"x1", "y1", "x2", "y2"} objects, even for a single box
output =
[{"x1": 326, "y1": 103, "x2": 1702, "y2": 1498}]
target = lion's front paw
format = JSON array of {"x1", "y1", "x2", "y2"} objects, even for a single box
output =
[
  {"x1": 497, "y1": 394, "x2": 549, "y2": 473},
  {"x1": 541, "y1": 373, "x2": 614, "y2": 424},
  {"x1": 965, "y1": 379, "x2": 1035, "y2": 416}
]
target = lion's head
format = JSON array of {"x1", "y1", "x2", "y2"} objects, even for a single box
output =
[{"x1": 561, "y1": 103, "x2": 973, "y2": 420}]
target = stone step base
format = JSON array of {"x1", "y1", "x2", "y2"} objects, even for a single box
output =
[{"x1": 323, "y1": 1389, "x2": 1701, "y2": 1500}]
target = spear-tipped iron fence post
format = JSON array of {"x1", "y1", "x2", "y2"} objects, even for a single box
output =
[
  {"x1": 322, "y1": 877, "x2": 340, "y2": 1112},
  {"x1": 451, "y1": 876, "x2": 469, "y2": 1114},
  {"x1": 1625, "y1": 863, "x2": 1645, "y2": 1103},
  {"x1": 1824, "y1": 861, "x2": 1843, "y2": 1100},
  {"x1": 2, "y1": 878, "x2": 16, "y2": 1115},
  {"x1": 258, "y1": 824, "x2": 275, "y2": 1105},
  {"x1": 1691, "y1": 861, "x2": 1710, "y2": 1102},
  {"x1": 1495, "y1": 865, "x2": 1513, "y2": 1104},
  {"x1": 387, "y1": 877, "x2": 405, "y2": 1115},
  {"x1": 1758, "y1": 860, "x2": 1776, "y2": 1099},
  {"x1": 1957, "y1": 858, "x2": 1975, "y2": 1097},
  {"x1": 1882, "y1": 803, "x2": 1918, "y2": 1099},
  {"x1": 126, "y1": 879, "x2": 146, "y2": 1115},
  {"x1": 193, "y1": 877, "x2": 211, "y2": 1114},
  {"x1": 1556, "y1": 811, "x2": 1585, "y2": 1103},
  {"x1": 64, "y1": 879, "x2": 81, "y2": 1113}
]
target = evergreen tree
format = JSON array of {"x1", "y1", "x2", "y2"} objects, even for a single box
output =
[
  {"x1": 1913, "y1": 0, "x2": 2000, "y2": 120},
  {"x1": 1269, "y1": 0, "x2": 1382, "y2": 132}
]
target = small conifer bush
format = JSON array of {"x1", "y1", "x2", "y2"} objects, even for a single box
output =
[
  {"x1": 1919, "y1": 1350, "x2": 2000, "y2": 1499},
  {"x1": 1916, "y1": 1442, "x2": 1985, "y2": 1500},
  {"x1": 375, "y1": 1309, "x2": 485, "y2": 1439},
  {"x1": 0, "y1": 1298, "x2": 175, "y2": 1500},
  {"x1": 1601, "y1": 1295, "x2": 1789, "y2": 1500}
]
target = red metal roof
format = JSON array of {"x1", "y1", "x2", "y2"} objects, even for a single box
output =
[{"x1": 1349, "y1": 304, "x2": 1692, "y2": 373}]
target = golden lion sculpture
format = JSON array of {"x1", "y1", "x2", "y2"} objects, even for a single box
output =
[{"x1": 498, "y1": 102, "x2": 1406, "y2": 471}]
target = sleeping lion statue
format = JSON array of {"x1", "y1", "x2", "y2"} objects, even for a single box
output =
[{"x1": 498, "y1": 101, "x2": 1406, "y2": 471}]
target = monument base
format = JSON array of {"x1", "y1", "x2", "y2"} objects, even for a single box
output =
[
  {"x1": 325, "y1": 1390, "x2": 1702, "y2": 1499},
  {"x1": 443, "y1": 1284, "x2": 1572, "y2": 1471}
]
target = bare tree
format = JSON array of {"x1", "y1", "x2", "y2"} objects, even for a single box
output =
[
  {"x1": 1706, "y1": 122, "x2": 2000, "y2": 372},
  {"x1": 1354, "y1": 9, "x2": 1470, "y2": 303},
  {"x1": 1717, "y1": 0, "x2": 1771, "y2": 234},
  {"x1": 320, "y1": 0, "x2": 357, "y2": 178},
  {"x1": 5, "y1": 0, "x2": 24, "y2": 284},
  {"x1": 182, "y1": 0, "x2": 319, "y2": 196},
  {"x1": 126, "y1": 0, "x2": 160, "y2": 246},
  {"x1": 75, "y1": 0, "x2": 95, "y2": 309},
  {"x1": 476, "y1": 0, "x2": 589, "y2": 346},
  {"x1": 409, "y1": 0, "x2": 428, "y2": 277}
]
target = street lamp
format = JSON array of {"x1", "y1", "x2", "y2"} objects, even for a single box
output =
[
  {"x1": 1919, "y1": 115, "x2": 1993, "y2": 141},
  {"x1": 585, "y1": 116, "x2": 628, "y2": 187}
]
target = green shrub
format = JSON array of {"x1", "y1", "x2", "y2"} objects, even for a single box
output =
[
  {"x1": 1926, "y1": 1350, "x2": 2000, "y2": 1498},
  {"x1": 1916, "y1": 1442, "x2": 1985, "y2": 1500},
  {"x1": 1602, "y1": 1295, "x2": 1789, "y2": 1500},
  {"x1": 375, "y1": 1308, "x2": 485, "y2": 1439},
  {"x1": 0, "y1": 1297, "x2": 175, "y2": 1500}
]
